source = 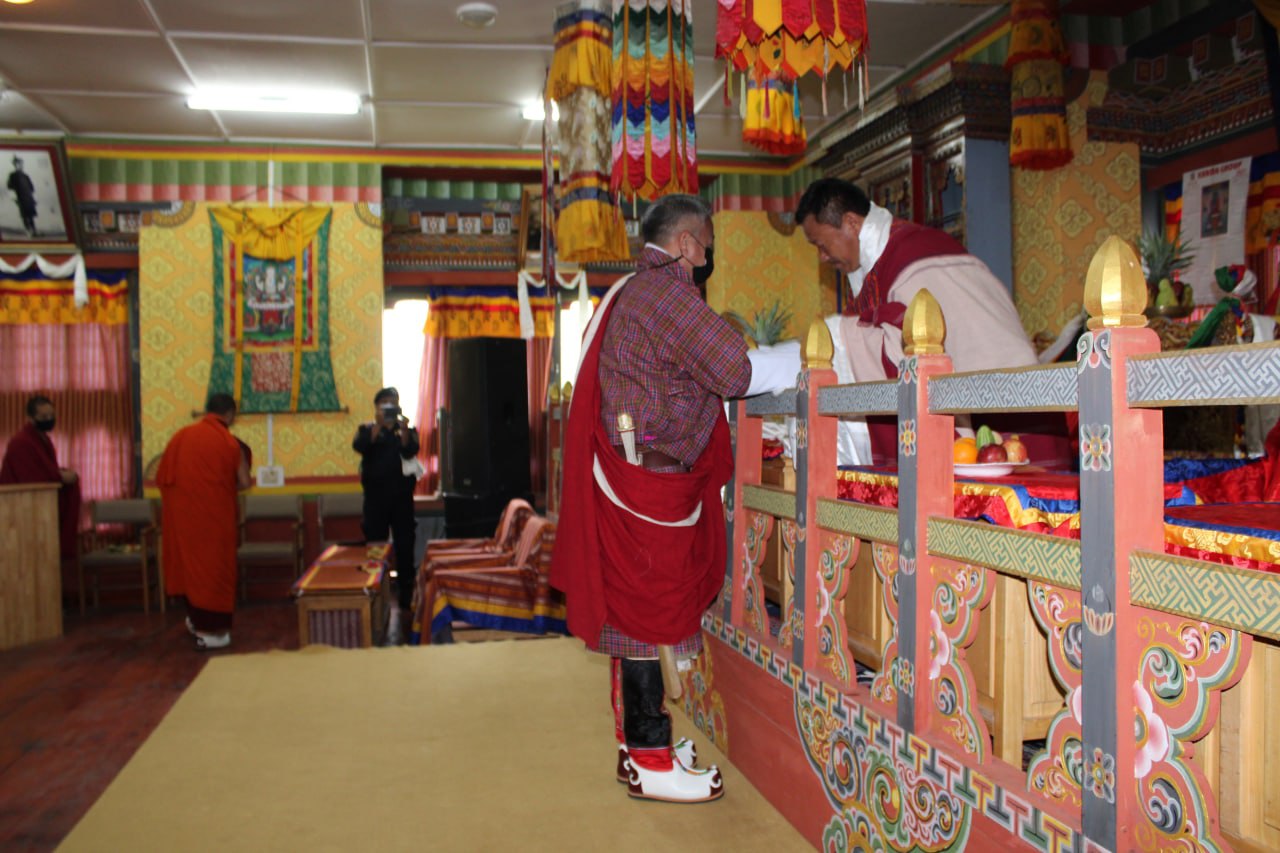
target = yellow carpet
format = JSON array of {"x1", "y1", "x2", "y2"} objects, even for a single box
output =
[{"x1": 59, "y1": 637, "x2": 812, "y2": 852}]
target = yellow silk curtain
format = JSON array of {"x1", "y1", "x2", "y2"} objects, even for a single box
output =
[{"x1": 0, "y1": 278, "x2": 128, "y2": 325}]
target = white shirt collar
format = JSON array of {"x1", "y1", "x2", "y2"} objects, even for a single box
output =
[{"x1": 846, "y1": 202, "x2": 894, "y2": 299}]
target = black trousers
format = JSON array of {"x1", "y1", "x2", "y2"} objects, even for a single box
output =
[
  {"x1": 620, "y1": 658, "x2": 670, "y2": 749},
  {"x1": 362, "y1": 489, "x2": 416, "y2": 609}
]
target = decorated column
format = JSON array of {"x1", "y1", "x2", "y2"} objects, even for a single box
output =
[{"x1": 1075, "y1": 237, "x2": 1162, "y2": 850}]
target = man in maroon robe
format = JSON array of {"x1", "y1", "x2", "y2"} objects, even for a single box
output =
[
  {"x1": 0, "y1": 395, "x2": 81, "y2": 564},
  {"x1": 796, "y1": 178, "x2": 1067, "y2": 466}
]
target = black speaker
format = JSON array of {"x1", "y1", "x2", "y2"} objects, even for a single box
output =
[{"x1": 444, "y1": 337, "x2": 531, "y2": 503}]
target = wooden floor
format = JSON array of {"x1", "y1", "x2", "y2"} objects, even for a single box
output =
[{"x1": 0, "y1": 599, "x2": 299, "y2": 852}]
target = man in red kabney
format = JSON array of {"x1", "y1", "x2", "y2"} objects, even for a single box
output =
[
  {"x1": 551, "y1": 194, "x2": 791, "y2": 804},
  {"x1": 0, "y1": 395, "x2": 81, "y2": 565}
]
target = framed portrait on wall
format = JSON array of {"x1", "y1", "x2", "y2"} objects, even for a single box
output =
[{"x1": 0, "y1": 139, "x2": 78, "y2": 250}]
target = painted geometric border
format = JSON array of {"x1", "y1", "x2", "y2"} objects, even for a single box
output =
[
  {"x1": 700, "y1": 612, "x2": 1099, "y2": 853},
  {"x1": 928, "y1": 518, "x2": 1082, "y2": 591},
  {"x1": 745, "y1": 389, "x2": 799, "y2": 416},
  {"x1": 818, "y1": 380, "x2": 897, "y2": 416},
  {"x1": 1127, "y1": 341, "x2": 1280, "y2": 408},
  {"x1": 1130, "y1": 550, "x2": 1280, "y2": 641},
  {"x1": 929, "y1": 364, "x2": 1078, "y2": 414},
  {"x1": 743, "y1": 484, "x2": 797, "y2": 521},
  {"x1": 816, "y1": 497, "x2": 897, "y2": 545}
]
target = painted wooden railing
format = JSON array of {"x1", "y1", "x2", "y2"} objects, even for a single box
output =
[{"x1": 718, "y1": 236, "x2": 1280, "y2": 852}]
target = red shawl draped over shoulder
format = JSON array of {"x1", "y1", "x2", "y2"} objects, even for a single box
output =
[{"x1": 549, "y1": 280, "x2": 734, "y2": 648}]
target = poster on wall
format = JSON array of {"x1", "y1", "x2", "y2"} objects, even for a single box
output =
[{"x1": 1180, "y1": 157, "x2": 1250, "y2": 304}]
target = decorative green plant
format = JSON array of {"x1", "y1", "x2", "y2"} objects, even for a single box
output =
[
  {"x1": 1136, "y1": 230, "x2": 1195, "y2": 310},
  {"x1": 724, "y1": 300, "x2": 793, "y2": 346}
]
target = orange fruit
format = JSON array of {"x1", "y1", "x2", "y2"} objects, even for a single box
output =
[{"x1": 953, "y1": 437, "x2": 978, "y2": 464}]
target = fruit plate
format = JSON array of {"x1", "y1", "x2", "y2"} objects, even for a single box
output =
[{"x1": 954, "y1": 461, "x2": 1029, "y2": 479}]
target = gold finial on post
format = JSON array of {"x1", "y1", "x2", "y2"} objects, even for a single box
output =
[
  {"x1": 548, "y1": 383, "x2": 561, "y2": 405},
  {"x1": 562, "y1": 381, "x2": 574, "y2": 402},
  {"x1": 803, "y1": 318, "x2": 834, "y2": 370},
  {"x1": 1084, "y1": 236, "x2": 1148, "y2": 330},
  {"x1": 903, "y1": 288, "x2": 945, "y2": 355}
]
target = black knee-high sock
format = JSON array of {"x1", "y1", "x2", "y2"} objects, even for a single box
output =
[{"x1": 620, "y1": 658, "x2": 670, "y2": 749}]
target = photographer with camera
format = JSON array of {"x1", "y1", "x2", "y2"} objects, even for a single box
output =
[{"x1": 352, "y1": 386, "x2": 420, "y2": 644}]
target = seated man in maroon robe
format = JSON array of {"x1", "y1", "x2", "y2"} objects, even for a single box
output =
[{"x1": 0, "y1": 395, "x2": 81, "y2": 565}]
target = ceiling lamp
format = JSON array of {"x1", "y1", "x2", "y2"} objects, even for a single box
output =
[
  {"x1": 2, "y1": 1, "x2": 37, "y2": 5},
  {"x1": 187, "y1": 89, "x2": 361, "y2": 115},
  {"x1": 456, "y1": 2, "x2": 498, "y2": 29}
]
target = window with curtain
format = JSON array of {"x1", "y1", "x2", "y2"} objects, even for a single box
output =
[{"x1": 0, "y1": 270, "x2": 136, "y2": 524}]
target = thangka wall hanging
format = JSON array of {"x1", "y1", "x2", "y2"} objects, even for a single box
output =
[
  {"x1": 551, "y1": 0, "x2": 630, "y2": 262},
  {"x1": 1006, "y1": 0, "x2": 1072, "y2": 170},
  {"x1": 206, "y1": 206, "x2": 341, "y2": 413},
  {"x1": 611, "y1": 0, "x2": 698, "y2": 201}
]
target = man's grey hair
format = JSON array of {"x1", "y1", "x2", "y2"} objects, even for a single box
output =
[{"x1": 641, "y1": 193, "x2": 711, "y2": 246}]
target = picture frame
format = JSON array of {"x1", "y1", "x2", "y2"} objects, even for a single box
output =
[
  {"x1": 0, "y1": 138, "x2": 79, "y2": 250},
  {"x1": 517, "y1": 185, "x2": 547, "y2": 270}
]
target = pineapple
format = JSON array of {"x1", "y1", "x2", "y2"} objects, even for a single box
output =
[
  {"x1": 724, "y1": 300, "x2": 794, "y2": 346},
  {"x1": 1137, "y1": 231, "x2": 1194, "y2": 308}
]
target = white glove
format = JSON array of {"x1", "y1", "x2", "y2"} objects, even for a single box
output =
[{"x1": 744, "y1": 340, "x2": 802, "y2": 397}]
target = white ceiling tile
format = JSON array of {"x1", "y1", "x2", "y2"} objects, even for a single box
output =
[
  {"x1": 378, "y1": 104, "x2": 527, "y2": 147},
  {"x1": 0, "y1": 92, "x2": 64, "y2": 134},
  {"x1": 33, "y1": 94, "x2": 224, "y2": 138},
  {"x1": 174, "y1": 38, "x2": 369, "y2": 93},
  {"x1": 372, "y1": 44, "x2": 549, "y2": 104},
  {"x1": 217, "y1": 110, "x2": 374, "y2": 144},
  {"x1": 0, "y1": 31, "x2": 189, "y2": 93},
  {"x1": 369, "y1": 0, "x2": 561, "y2": 45},
  {"x1": 149, "y1": 0, "x2": 366, "y2": 40},
  {"x1": 0, "y1": 0, "x2": 157, "y2": 32}
]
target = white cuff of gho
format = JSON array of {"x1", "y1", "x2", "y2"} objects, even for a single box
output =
[{"x1": 744, "y1": 340, "x2": 801, "y2": 397}]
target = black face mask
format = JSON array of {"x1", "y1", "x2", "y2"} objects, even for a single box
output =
[
  {"x1": 691, "y1": 246, "x2": 714, "y2": 286},
  {"x1": 35, "y1": 418, "x2": 55, "y2": 432}
]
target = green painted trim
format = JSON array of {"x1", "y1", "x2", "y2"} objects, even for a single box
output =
[
  {"x1": 1130, "y1": 550, "x2": 1280, "y2": 641},
  {"x1": 928, "y1": 517, "x2": 1082, "y2": 590},
  {"x1": 816, "y1": 498, "x2": 897, "y2": 545},
  {"x1": 743, "y1": 484, "x2": 797, "y2": 521}
]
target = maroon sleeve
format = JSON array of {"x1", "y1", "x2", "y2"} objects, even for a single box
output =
[{"x1": 0, "y1": 428, "x2": 61, "y2": 485}]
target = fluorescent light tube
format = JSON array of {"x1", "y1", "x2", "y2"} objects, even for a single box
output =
[
  {"x1": 521, "y1": 100, "x2": 560, "y2": 121},
  {"x1": 187, "y1": 89, "x2": 362, "y2": 115}
]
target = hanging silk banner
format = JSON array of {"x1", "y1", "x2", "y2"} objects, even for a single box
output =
[
  {"x1": 1006, "y1": 0, "x2": 1073, "y2": 170},
  {"x1": 742, "y1": 77, "x2": 807, "y2": 155},
  {"x1": 611, "y1": 0, "x2": 698, "y2": 201},
  {"x1": 206, "y1": 206, "x2": 341, "y2": 413},
  {"x1": 551, "y1": 1, "x2": 630, "y2": 262},
  {"x1": 716, "y1": 0, "x2": 866, "y2": 83}
]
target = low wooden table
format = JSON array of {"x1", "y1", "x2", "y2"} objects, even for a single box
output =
[{"x1": 293, "y1": 543, "x2": 389, "y2": 649}]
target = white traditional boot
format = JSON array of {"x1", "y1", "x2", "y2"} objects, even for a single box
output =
[
  {"x1": 623, "y1": 748, "x2": 724, "y2": 803},
  {"x1": 616, "y1": 738, "x2": 698, "y2": 782}
]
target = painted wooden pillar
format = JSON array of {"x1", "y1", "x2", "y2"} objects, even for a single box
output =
[
  {"x1": 794, "y1": 320, "x2": 846, "y2": 684},
  {"x1": 895, "y1": 290, "x2": 954, "y2": 734},
  {"x1": 723, "y1": 398, "x2": 762, "y2": 625},
  {"x1": 1076, "y1": 237, "x2": 1162, "y2": 851}
]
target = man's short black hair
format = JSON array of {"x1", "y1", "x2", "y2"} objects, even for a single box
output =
[
  {"x1": 374, "y1": 387, "x2": 399, "y2": 405},
  {"x1": 795, "y1": 178, "x2": 871, "y2": 228},
  {"x1": 640, "y1": 193, "x2": 712, "y2": 246},
  {"x1": 205, "y1": 393, "x2": 238, "y2": 416},
  {"x1": 25, "y1": 394, "x2": 52, "y2": 418}
]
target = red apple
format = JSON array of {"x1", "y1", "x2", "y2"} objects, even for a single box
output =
[
  {"x1": 1003, "y1": 434, "x2": 1028, "y2": 463},
  {"x1": 976, "y1": 443, "x2": 1008, "y2": 463}
]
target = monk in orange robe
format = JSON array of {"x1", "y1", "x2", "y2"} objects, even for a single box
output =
[
  {"x1": 158, "y1": 393, "x2": 250, "y2": 650},
  {"x1": 0, "y1": 395, "x2": 81, "y2": 564}
]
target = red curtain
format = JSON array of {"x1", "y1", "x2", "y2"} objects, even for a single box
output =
[
  {"x1": 0, "y1": 322, "x2": 135, "y2": 521},
  {"x1": 527, "y1": 337, "x2": 553, "y2": 499},
  {"x1": 414, "y1": 334, "x2": 449, "y2": 496}
]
